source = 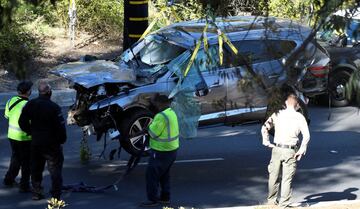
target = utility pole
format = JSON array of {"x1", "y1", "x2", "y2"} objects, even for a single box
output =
[{"x1": 123, "y1": 0, "x2": 149, "y2": 50}]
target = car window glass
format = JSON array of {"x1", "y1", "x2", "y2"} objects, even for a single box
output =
[
  {"x1": 168, "y1": 48, "x2": 218, "y2": 96},
  {"x1": 224, "y1": 40, "x2": 296, "y2": 67},
  {"x1": 140, "y1": 39, "x2": 186, "y2": 65},
  {"x1": 167, "y1": 50, "x2": 191, "y2": 77},
  {"x1": 192, "y1": 46, "x2": 220, "y2": 73}
]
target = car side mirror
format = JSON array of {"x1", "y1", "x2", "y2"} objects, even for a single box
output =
[
  {"x1": 173, "y1": 77, "x2": 179, "y2": 83},
  {"x1": 195, "y1": 82, "x2": 209, "y2": 97}
]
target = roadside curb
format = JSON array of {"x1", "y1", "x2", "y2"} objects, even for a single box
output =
[
  {"x1": 0, "y1": 89, "x2": 76, "y2": 109},
  {"x1": 208, "y1": 200, "x2": 360, "y2": 209}
]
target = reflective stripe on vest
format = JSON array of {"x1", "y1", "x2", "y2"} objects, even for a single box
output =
[
  {"x1": 148, "y1": 112, "x2": 179, "y2": 142},
  {"x1": 6, "y1": 96, "x2": 31, "y2": 141},
  {"x1": 149, "y1": 108, "x2": 179, "y2": 151}
]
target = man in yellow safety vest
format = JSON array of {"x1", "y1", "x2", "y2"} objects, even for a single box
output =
[
  {"x1": 140, "y1": 94, "x2": 179, "y2": 207},
  {"x1": 3, "y1": 81, "x2": 33, "y2": 193}
]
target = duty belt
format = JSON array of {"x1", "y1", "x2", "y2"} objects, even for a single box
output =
[{"x1": 275, "y1": 143, "x2": 298, "y2": 150}]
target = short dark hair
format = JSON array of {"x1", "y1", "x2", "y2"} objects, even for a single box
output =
[
  {"x1": 151, "y1": 94, "x2": 172, "y2": 112},
  {"x1": 17, "y1": 81, "x2": 33, "y2": 94}
]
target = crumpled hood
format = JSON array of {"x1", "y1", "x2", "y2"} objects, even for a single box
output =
[{"x1": 51, "y1": 60, "x2": 138, "y2": 88}]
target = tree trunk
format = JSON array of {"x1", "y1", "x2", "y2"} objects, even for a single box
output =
[{"x1": 123, "y1": 0, "x2": 149, "y2": 50}]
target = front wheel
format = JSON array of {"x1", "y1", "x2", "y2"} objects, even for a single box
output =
[
  {"x1": 118, "y1": 109, "x2": 154, "y2": 156},
  {"x1": 329, "y1": 71, "x2": 351, "y2": 107}
]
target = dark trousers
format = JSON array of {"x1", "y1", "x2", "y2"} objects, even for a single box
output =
[
  {"x1": 146, "y1": 150, "x2": 177, "y2": 202},
  {"x1": 4, "y1": 139, "x2": 31, "y2": 189},
  {"x1": 31, "y1": 145, "x2": 64, "y2": 199}
]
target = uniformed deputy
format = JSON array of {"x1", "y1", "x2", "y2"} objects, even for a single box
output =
[
  {"x1": 19, "y1": 81, "x2": 66, "y2": 200},
  {"x1": 3, "y1": 81, "x2": 33, "y2": 193},
  {"x1": 140, "y1": 95, "x2": 179, "y2": 207},
  {"x1": 261, "y1": 94, "x2": 310, "y2": 208}
]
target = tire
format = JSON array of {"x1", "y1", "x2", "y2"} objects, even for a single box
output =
[
  {"x1": 118, "y1": 109, "x2": 154, "y2": 156},
  {"x1": 329, "y1": 70, "x2": 351, "y2": 107}
]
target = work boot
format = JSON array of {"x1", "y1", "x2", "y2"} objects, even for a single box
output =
[
  {"x1": 32, "y1": 188, "x2": 45, "y2": 200},
  {"x1": 140, "y1": 201, "x2": 159, "y2": 207}
]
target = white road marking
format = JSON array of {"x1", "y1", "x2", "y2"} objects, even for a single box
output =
[{"x1": 105, "y1": 158, "x2": 225, "y2": 167}]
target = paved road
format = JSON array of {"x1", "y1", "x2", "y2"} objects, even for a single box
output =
[{"x1": 1, "y1": 106, "x2": 360, "y2": 209}]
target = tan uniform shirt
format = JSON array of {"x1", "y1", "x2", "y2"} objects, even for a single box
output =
[{"x1": 261, "y1": 107, "x2": 310, "y2": 154}]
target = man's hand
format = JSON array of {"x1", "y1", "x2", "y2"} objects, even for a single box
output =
[
  {"x1": 294, "y1": 151, "x2": 303, "y2": 161},
  {"x1": 267, "y1": 144, "x2": 275, "y2": 148}
]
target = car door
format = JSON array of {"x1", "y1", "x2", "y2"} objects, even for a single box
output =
[
  {"x1": 224, "y1": 40, "x2": 295, "y2": 123},
  {"x1": 186, "y1": 46, "x2": 227, "y2": 125},
  {"x1": 167, "y1": 46, "x2": 226, "y2": 126}
]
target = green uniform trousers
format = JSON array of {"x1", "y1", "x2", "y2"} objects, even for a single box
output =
[{"x1": 267, "y1": 146, "x2": 297, "y2": 207}]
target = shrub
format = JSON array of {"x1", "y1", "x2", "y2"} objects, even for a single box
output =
[
  {"x1": 0, "y1": 24, "x2": 41, "y2": 79},
  {"x1": 56, "y1": 0, "x2": 124, "y2": 36}
]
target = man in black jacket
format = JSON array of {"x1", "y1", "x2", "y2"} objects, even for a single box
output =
[{"x1": 19, "y1": 81, "x2": 66, "y2": 200}]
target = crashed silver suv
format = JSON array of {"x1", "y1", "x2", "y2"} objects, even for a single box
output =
[{"x1": 52, "y1": 16, "x2": 330, "y2": 156}]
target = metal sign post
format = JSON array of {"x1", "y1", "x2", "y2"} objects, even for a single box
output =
[{"x1": 68, "y1": 0, "x2": 77, "y2": 48}]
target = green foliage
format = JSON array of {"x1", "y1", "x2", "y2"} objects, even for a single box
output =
[
  {"x1": 0, "y1": 24, "x2": 41, "y2": 79},
  {"x1": 13, "y1": 0, "x2": 58, "y2": 25},
  {"x1": 268, "y1": 0, "x2": 303, "y2": 19},
  {"x1": 150, "y1": 0, "x2": 203, "y2": 29},
  {"x1": 346, "y1": 70, "x2": 360, "y2": 106},
  {"x1": 56, "y1": 0, "x2": 124, "y2": 36},
  {"x1": 79, "y1": 138, "x2": 91, "y2": 164}
]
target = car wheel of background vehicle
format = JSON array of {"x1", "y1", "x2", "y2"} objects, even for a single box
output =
[
  {"x1": 118, "y1": 109, "x2": 154, "y2": 156},
  {"x1": 329, "y1": 70, "x2": 351, "y2": 107}
]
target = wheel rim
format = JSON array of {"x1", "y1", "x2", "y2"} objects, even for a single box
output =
[
  {"x1": 128, "y1": 116, "x2": 153, "y2": 151},
  {"x1": 332, "y1": 76, "x2": 348, "y2": 101},
  {"x1": 335, "y1": 84, "x2": 345, "y2": 100}
]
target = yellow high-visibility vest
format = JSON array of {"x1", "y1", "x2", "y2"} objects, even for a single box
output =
[
  {"x1": 4, "y1": 96, "x2": 31, "y2": 141},
  {"x1": 148, "y1": 108, "x2": 179, "y2": 151}
]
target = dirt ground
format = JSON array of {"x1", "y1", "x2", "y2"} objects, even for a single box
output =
[
  {"x1": 0, "y1": 28, "x2": 122, "y2": 92},
  {"x1": 255, "y1": 202, "x2": 360, "y2": 209}
]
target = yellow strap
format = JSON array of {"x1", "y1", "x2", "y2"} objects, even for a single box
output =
[
  {"x1": 170, "y1": 6, "x2": 182, "y2": 22},
  {"x1": 218, "y1": 29, "x2": 224, "y2": 66},
  {"x1": 222, "y1": 33, "x2": 238, "y2": 55},
  {"x1": 203, "y1": 23, "x2": 209, "y2": 52},
  {"x1": 139, "y1": 16, "x2": 159, "y2": 40},
  {"x1": 129, "y1": 0, "x2": 148, "y2": 5},
  {"x1": 129, "y1": 17, "x2": 149, "y2": 21},
  {"x1": 139, "y1": 7, "x2": 166, "y2": 40},
  {"x1": 184, "y1": 39, "x2": 202, "y2": 77}
]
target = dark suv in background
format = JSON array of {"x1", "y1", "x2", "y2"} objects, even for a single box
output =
[
  {"x1": 52, "y1": 16, "x2": 330, "y2": 155},
  {"x1": 317, "y1": 9, "x2": 360, "y2": 106}
]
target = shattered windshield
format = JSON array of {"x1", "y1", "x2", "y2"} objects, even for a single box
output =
[{"x1": 120, "y1": 34, "x2": 186, "y2": 76}]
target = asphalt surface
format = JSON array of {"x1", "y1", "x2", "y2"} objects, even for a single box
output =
[{"x1": 1, "y1": 105, "x2": 360, "y2": 209}]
